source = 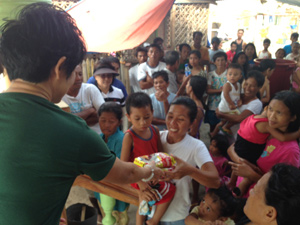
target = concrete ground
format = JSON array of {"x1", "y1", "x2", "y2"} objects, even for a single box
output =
[{"x1": 66, "y1": 123, "x2": 211, "y2": 224}]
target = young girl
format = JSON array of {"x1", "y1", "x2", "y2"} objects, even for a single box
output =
[
  {"x1": 211, "y1": 63, "x2": 242, "y2": 137},
  {"x1": 121, "y1": 92, "x2": 175, "y2": 225},
  {"x1": 96, "y1": 102, "x2": 129, "y2": 225},
  {"x1": 275, "y1": 48, "x2": 286, "y2": 59},
  {"x1": 186, "y1": 50, "x2": 207, "y2": 78},
  {"x1": 286, "y1": 42, "x2": 300, "y2": 61},
  {"x1": 292, "y1": 58, "x2": 300, "y2": 93},
  {"x1": 253, "y1": 59, "x2": 276, "y2": 105},
  {"x1": 209, "y1": 134, "x2": 231, "y2": 182},
  {"x1": 227, "y1": 102, "x2": 300, "y2": 196},
  {"x1": 232, "y1": 51, "x2": 248, "y2": 80},
  {"x1": 185, "y1": 186, "x2": 237, "y2": 225},
  {"x1": 244, "y1": 43, "x2": 258, "y2": 68}
]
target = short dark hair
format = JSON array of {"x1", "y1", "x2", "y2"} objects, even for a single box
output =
[
  {"x1": 275, "y1": 48, "x2": 286, "y2": 56},
  {"x1": 272, "y1": 91, "x2": 300, "y2": 132},
  {"x1": 193, "y1": 31, "x2": 203, "y2": 39},
  {"x1": 211, "y1": 37, "x2": 221, "y2": 45},
  {"x1": 238, "y1": 29, "x2": 244, "y2": 33},
  {"x1": 0, "y1": 2, "x2": 86, "y2": 83},
  {"x1": 213, "y1": 52, "x2": 227, "y2": 62},
  {"x1": 263, "y1": 38, "x2": 271, "y2": 44},
  {"x1": 228, "y1": 63, "x2": 243, "y2": 73},
  {"x1": 246, "y1": 70, "x2": 265, "y2": 88},
  {"x1": 164, "y1": 51, "x2": 179, "y2": 66},
  {"x1": 169, "y1": 97, "x2": 197, "y2": 123},
  {"x1": 231, "y1": 41, "x2": 238, "y2": 47},
  {"x1": 135, "y1": 47, "x2": 148, "y2": 57},
  {"x1": 125, "y1": 92, "x2": 153, "y2": 115},
  {"x1": 152, "y1": 70, "x2": 169, "y2": 83},
  {"x1": 100, "y1": 56, "x2": 120, "y2": 67},
  {"x1": 189, "y1": 50, "x2": 201, "y2": 59},
  {"x1": 266, "y1": 164, "x2": 300, "y2": 225},
  {"x1": 98, "y1": 102, "x2": 123, "y2": 121},
  {"x1": 207, "y1": 185, "x2": 237, "y2": 218},
  {"x1": 148, "y1": 43, "x2": 161, "y2": 52},
  {"x1": 179, "y1": 43, "x2": 191, "y2": 52},
  {"x1": 253, "y1": 59, "x2": 276, "y2": 72},
  {"x1": 291, "y1": 32, "x2": 299, "y2": 40},
  {"x1": 153, "y1": 37, "x2": 163, "y2": 44},
  {"x1": 211, "y1": 134, "x2": 229, "y2": 158}
]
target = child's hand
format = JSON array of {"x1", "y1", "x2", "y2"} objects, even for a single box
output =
[
  {"x1": 237, "y1": 99, "x2": 242, "y2": 107},
  {"x1": 138, "y1": 188, "x2": 160, "y2": 202},
  {"x1": 137, "y1": 181, "x2": 152, "y2": 192},
  {"x1": 229, "y1": 104, "x2": 237, "y2": 110}
]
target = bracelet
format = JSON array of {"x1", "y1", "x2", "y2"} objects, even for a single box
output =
[{"x1": 142, "y1": 165, "x2": 154, "y2": 182}]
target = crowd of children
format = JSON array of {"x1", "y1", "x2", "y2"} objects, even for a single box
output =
[{"x1": 61, "y1": 30, "x2": 300, "y2": 225}]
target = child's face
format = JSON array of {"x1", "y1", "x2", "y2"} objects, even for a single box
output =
[
  {"x1": 237, "y1": 54, "x2": 246, "y2": 65},
  {"x1": 180, "y1": 46, "x2": 190, "y2": 60},
  {"x1": 189, "y1": 53, "x2": 200, "y2": 67},
  {"x1": 137, "y1": 51, "x2": 147, "y2": 64},
  {"x1": 209, "y1": 140, "x2": 220, "y2": 156},
  {"x1": 275, "y1": 50, "x2": 285, "y2": 59},
  {"x1": 99, "y1": 112, "x2": 120, "y2": 138},
  {"x1": 227, "y1": 68, "x2": 242, "y2": 84},
  {"x1": 245, "y1": 46, "x2": 255, "y2": 58},
  {"x1": 292, "y1": 44, "x2": 300, "y2": 54},
  {"x1": 198, "y1": 193, "x2": 222, "y2": 222},
  {"x1": 176, "y1": 72, "x2": 184, "y2": 84},
  {"x1": 154, "y1": 76, "x2": 169, "y2": 92},
  {"x1": 263, "y1": 42, "x2": 270, "y2": 50},
  {"x1": 127, "y1": 106, "x2": 153, "y2": 132},
  {"x1": 231, "y1": 44, "x2": 237, "y2": 52},
  {"x1": 214, "y1": 57, "x2": 226, "y2": 69},
  {"x1": 212, "y1": 42, "x2": 219, "y2": 50},
  {"x1": 148, "y1": 47, "x2": 160, "y2": 63}
]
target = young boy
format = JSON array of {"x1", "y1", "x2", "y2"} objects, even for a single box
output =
[
  {"x1": 226, "y1": 42, "x2": 237, "y2": 63},
  {"x1": 164, "y1": 50, "x2": 180, "y2": 94},
  {"x1": 286, "y1": 42, "x2": 300, "y2": 61},
  {"x1": 121, "y1": 92, "x2": 175, "y2": 225},
  {"x1": 284, "y1": 32, "x2": 299, "y2": 55},
  {"x1": 205, "y1": 52, "x2": 228, "y2": 133},
  {"x1": 150, "y1": 71, "x2": 176, "y2": 131},
  {"x1": 258, "y1": 38, "x2": 272, "y2": 59},
  {"x1": 129, "y1": 47, "x2": 148, "y2": 93},
  {"x1": 209, "y1": 37, "x2": 224, "y2": 71},
  {"x1": 211, "y1": 63, "x2": 243, "y2": 137},
  {"x1": 96, "y1": 102, "x2": 129, "y2": 225},
  {"x1": 137, "y1": 44, "x2": 166, "y2": 95},
  {"x1": 178, "y1": 43, "x2": 191, "y2": 71}
]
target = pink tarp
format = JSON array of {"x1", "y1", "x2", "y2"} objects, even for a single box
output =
[{"x1": 67, "y1": 0, "x2": 174, "y2": 52}]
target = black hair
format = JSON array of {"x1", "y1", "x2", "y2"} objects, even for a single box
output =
[
  {"x1": 189, "y1": 76, "x2": 208, "y2": 110},
  {"x1": 193, "y1": 31, "x2": 203, "y2": 39},
  {"x1": 100, "y1": 56, "x2": 120, "y2": 67},
  {"x1": 244, "y1": 43, "x2": 258, "y2": 60},
  {"x1": 275, "y1": 48, "x2": 286, "y2": 56},
  {"x1": 232, "y1": 51, "x2": 249, "y2": 75},
  {"x1": 291, "y1": 32, "x2": 299, "y2": 40},
  {"x1": 263, "y1": 38, "x2": 271, "y2": 44},
  {"x1": 0, "y1": 2, "x2": 86, "y2": 83},
  {"x1": 228, "y1": 63, "x2": 243, "y2": 73},
  {"x1": 246, "y1": 70, "x2": 265, "y2": 88},
  {"x1": 148, "y1": 43, "x2": 161, "y2": 51},
  {"x1": 213, "y1": 52, "x2": 227, "y2": 62},
  {"x1": 153, "y1": 37, "x2": 163, "y2": 45},
  {"x1": 169, "y1": 97, "x2": 197, "y2": 123},
  {"x1": 164, "y1": 51, "x2": 179, "y2": 66},
  {"x1": 211, "y1": 37, "x2": 221, "y2": 45},
  {"x1": 135, "y1": 47, "x2": 148, "y2": 57},
  {"x1": 292, "y1": 42, "x2": 300, "y2": 48},
  {"x1": 266, "y1": 164, "x2": 300, "y2": 225},
  {"x1": 207, "y1": 185, "x2": 238, "y2": 218},
  {"x1": 125, "y1": 92, "x2": 153, "y2": 115},
  {"x1": 98, "y1": 102, "x2": 123, "y2": 121},
  {"x1": 179, "y1": 43, "x2": 191, "y2": 52},
  {"x1": 238, "y1": 29, "x2": 244, "y2": 33},
  {"x1": 211, "y1": 134, "x2": 229, "y2": 158},
  {"x1": 271, "y1": 91, "x2": 300, "y2": 132},
  {"x1": 252, "y1": 59, "x2": 276, "y2": 73},
  {"x1": 231, "y1": 41, "x2": 238, "y2": 47},
  {"x1": 189, "y1": 50, "x2": 201, "y2": 59},
  {"x1": 152, "y1": 70, "x2": 169, "y2": 83}
]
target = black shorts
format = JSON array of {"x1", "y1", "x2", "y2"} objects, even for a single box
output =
[{"x1": 234, "y1": 134, "x2": 265, "y2": 165}]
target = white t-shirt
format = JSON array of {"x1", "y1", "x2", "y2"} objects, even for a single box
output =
[
  {"x1": 137, "y1": 61, "x2": 166, "y2": 95},
  {"x1": 164, "y1": 68, "x2": 178, "y2": 94},
  {"x1": 129, "y1": 64, "x2": 142, "y2": 93},
  {"x1": 100, "y1": 85, "x2": 125, "y2": 106},
  {"x1": 157, "y1": 131, "x2": 213, "y2": 222},
  {"x1": 62, "y1": 83, "x2": 105, "y2": 134},
  {"x1": 231, "y1": 98, "x2": 263, "y2": 139},
  {"x1": 218, "y1": 81, "x2": 241, "y2": 113}
]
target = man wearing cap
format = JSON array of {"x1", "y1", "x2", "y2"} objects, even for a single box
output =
[{"x1": 93, "y1": 64, "x2": 125, "y2": 106}]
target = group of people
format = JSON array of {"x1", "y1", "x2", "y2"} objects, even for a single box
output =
[{"x1": 1, "y1": 2, "x2": 300, "y2": 225}]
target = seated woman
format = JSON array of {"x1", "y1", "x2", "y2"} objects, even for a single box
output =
[
  {"x1": 229, "y1": 90, "x2": 300, "y2": 196},
  {"x1": 149, "y1": 97, "x2": 220, "y2": 225},
  {"x1": 241, "y1": 164, "x2": 300, "y2": 225},
  {"x1": 216, "y1": 70, "x2": 265, "y2": 141}
]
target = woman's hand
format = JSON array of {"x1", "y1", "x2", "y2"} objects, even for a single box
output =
[
  {"x1": 229, "y1": 158, "x2": 262, "y2": 182},
  {"x1": 164, "y1": 155, "x2": 192, "y2": 181}
]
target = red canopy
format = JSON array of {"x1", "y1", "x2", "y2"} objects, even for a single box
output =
[{"x1": 67, "y1": 0, "x2": 174, "y2": 52}]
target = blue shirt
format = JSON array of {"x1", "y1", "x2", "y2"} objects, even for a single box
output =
[
  {"x1": 283, "y1": 44, "x2": 292, "y2": 56},
  {"x1": 100, "y1": 127, "x2": 124, "y2": 158},
  {"x1": 87, "y1": 76, "x2": 128, "y2": 98}
]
